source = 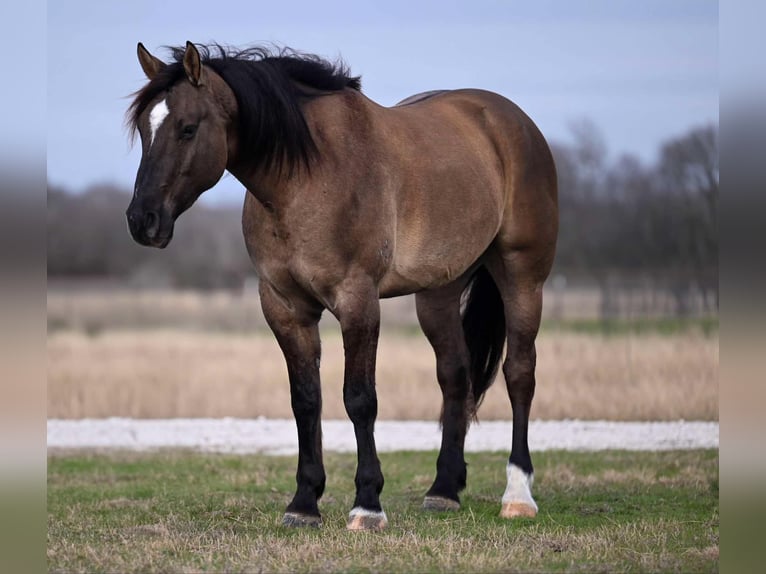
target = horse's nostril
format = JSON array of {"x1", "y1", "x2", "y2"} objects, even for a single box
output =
[{"x1": 143, "y1": 210, "x2": 160, "y2": 238}]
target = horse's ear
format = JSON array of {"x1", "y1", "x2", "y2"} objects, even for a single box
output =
[
  {"x1": 137, "y1": 42, "x2": 165, "y2": 80},
  {"x1": 183, "y1": 41, "x2": 204, "y2": 86}
]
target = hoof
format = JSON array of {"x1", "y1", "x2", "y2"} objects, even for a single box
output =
[
  {"x1": 500, "y1": 502, "x2": 537, "y2": 519},
  {"x1": 346, "y1": 507, "x2": 388, "y2": 531},
  {"x1": 422, "y1": 495, "x2": 460, "y2": 511},
  {"x1": 282, "y1": 512, "x2": 322, "y2": 528},
  {"x1": 500, "y1": 463, "x2": 538, "y2": 519}
]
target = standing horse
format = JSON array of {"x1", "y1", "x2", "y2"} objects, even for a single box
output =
[{"x1": 126, "y1": 42, "x2": 557, "y2": 530}]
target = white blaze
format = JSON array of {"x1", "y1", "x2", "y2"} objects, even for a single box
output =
[{"x1": 148, "y1": 99, "x2": 169, "y2": 147}]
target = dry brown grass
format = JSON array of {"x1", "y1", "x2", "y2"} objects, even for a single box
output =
[
  {"x1": 47, "y1": 288, "x2": 421, "y2": 333},
  {"x1": 48, "y1": 284, "x2": 696, "y2": 333},
  {"x1": 48, "y1": 327, "x2": 717, "y2": 421}
]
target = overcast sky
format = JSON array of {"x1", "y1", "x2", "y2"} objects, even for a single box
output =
[{"x1": 47, "y1": 0, "x2": 718, "y2": 205}]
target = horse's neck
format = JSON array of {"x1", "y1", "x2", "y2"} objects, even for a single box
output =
[
  {"x1": 228, "y1": 88, "x2": 378, "y2": 206},
  {"x1": 228, "y1": 164, "x2": 282, "y2": 206}
]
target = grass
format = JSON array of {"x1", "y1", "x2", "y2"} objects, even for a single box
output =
[
  {"x1": 47, "y1": 449, "x2": 719, "y2": 573},
  {"x1": 47, "y1": 287, "x2": 719, "y2": 421},
  {"x1": 46, "y1": 286, "x2": 717, "y2": 336},
  {"x1": 541, "y1": 316, "x2": 719, "y2": 337},
  {"x1": 48, "y1": 328, "x2": 718, "y2": 421}
]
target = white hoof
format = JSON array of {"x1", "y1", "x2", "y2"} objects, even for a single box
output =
[
  {"x1": 500, "y1": 463, "x2": 538, "y2": 519},
  {"x1": 346, "y1": 506, "x2": 388, "y2": 531}
]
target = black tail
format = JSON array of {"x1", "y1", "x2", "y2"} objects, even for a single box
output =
[{"x1": 462, "y1": 266, "x2": 506, "y2": 418}]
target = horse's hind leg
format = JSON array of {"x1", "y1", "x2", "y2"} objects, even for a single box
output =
[
  {"x1": 415, "y1": 278, "x2": 472, "y2": 511},
  {"x1": 486, "y1": 251, "x2": 548, "y2": 519}
]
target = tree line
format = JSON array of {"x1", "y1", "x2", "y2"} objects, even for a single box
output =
[
  {"x1": 551, "y1": 120, "x2": 718, "y2": 315},
  {"x1": 47, "y1": 184, "x2": 252, "y2": 290},
  {"x1": 48, "y1": 121, "x2": 718, "y2": 312}
]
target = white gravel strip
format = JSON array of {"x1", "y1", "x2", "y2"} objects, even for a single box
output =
[{"x1": 47, "y1": 418, "x2": 718, "y2": 454}]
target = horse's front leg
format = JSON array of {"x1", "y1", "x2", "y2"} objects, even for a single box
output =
[
  {"x1": 336, "y1": 285, "x2": 387, "y2": 530},
  {"x1": 259, "y1": 282, "x2": 325, "y2": 527}
]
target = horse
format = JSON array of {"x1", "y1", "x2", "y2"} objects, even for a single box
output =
[{"x1": 126, "y1": 42, "x2": 558, "y2": 531}]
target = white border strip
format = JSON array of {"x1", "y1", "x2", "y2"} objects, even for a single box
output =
[{"x1": 47, "y1": 418, "x2": 718, "y2": 454}]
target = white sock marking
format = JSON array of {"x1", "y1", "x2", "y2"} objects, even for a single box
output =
[
  {"x1": 502, "y1": 463, "x2": 537, "y2": 511},
  {"x1": 149, "y1": 99, "x2": 169, "y2": 147},
  {"x1": 348, "y1": 506, "x2": 388, "y2": 520}
]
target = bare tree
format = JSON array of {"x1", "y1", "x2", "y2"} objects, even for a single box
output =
[
  {"x1": 657, "y1": 125, "x2": 719, "y2": 310},
  {"x1": 550, "y1": 121, "x2": 718, "y2": 318}
]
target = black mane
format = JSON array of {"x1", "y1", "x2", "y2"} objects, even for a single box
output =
[{"x1": 128, "y1": 44, "x2": 362, "y2": 176}]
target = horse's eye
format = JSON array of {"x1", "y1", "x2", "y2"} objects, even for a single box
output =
[{"x1": 180, "y1": 124, "x2": 198, "y2": 140}]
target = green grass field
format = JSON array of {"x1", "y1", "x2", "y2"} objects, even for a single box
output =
[
  {"x1": 47, "y1": 449, "x2": 718, "y2": 573},
  {"x1": 540, "y1": 316, "x2": 718, "y2": 337}
]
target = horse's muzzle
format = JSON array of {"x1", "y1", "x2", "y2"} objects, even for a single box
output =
[{"x1": 126, "y1": 206, "x2": 174, "y2": 248}]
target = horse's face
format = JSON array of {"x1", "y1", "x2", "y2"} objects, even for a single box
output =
[{"x1": 127, "y1": 42, "x2": 230, "y2": 248}]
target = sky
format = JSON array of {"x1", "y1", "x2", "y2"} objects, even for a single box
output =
[{"x1": 46, "y1": 0, "x2": 718, "y2": 205}]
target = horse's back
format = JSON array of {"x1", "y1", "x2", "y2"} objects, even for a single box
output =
[
  {"x1": 373, "y1": 88, "x2": 557, "y2": 295},
  {"x1": 388, "y1": 87, "x2": 555, "y2": 203},
  {"x1": 394, "y1": 90, "x2": 448, "y2": 107}
]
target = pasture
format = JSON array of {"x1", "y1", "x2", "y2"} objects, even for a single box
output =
[
  {"x1": 47, "y1": 288, "x2": 718, "y2": 421},
  {"x1": 47, "y1": 449, "x2": 719, "y2": 573},
  {"x1": 47, "y1": 288, "x2": 719, "y2": 571}
]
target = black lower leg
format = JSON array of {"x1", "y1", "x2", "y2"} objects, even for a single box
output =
[
  {"x1": 415, "y1": 287, "x2": 472, "y2": 504},
  {"x1": 286, "y1": 382, "x2": 325, "y2": 516},
  {"x1": 259, "y1": 282, "x2": 325, "y2": 519},
  {"x1": 340, "y1": 293, "x2": 384, "y2": 512},
  {"x1": 508, "y1": 409, "x2": 533, "y2": 474},
  {"x1": 426, "y1": 386, "x2": 468, "y2": 502},
  {"x1": 505, "y1": 346, "x2": 536, "y2": 475},
  {"x1": 345, "y1": 382, "x2": 384, "y2": 510}
]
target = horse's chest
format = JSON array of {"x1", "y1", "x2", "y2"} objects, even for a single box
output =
[{"x1": 248, "y1": 228, "x2": 345, "y2": 306}]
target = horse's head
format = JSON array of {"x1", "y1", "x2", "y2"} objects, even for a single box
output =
[{"x1": 126, "y1": 42, "x2": 233, "y2": 248}]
